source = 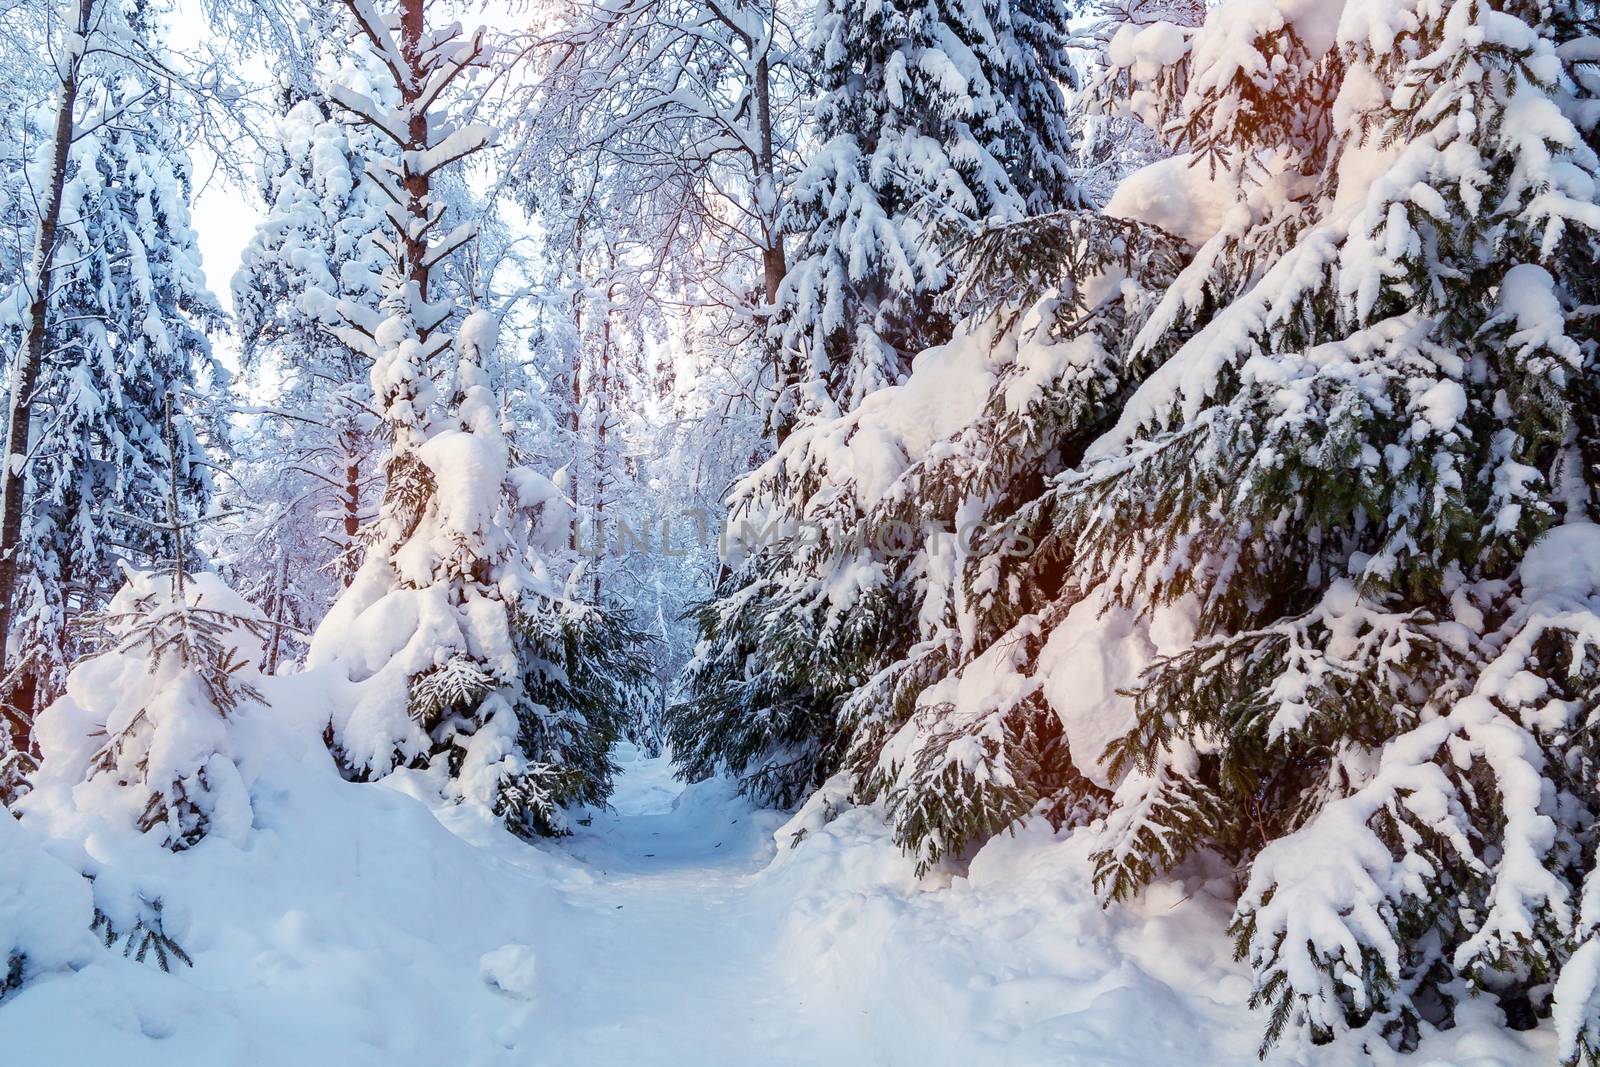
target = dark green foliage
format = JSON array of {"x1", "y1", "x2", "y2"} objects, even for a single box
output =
[
  {"x1": 880, "y1": 694, "x2": 1088, "y2": 875},
  {"x1": 409, "y1": 657, "x2": 498, "y2": 735},
  {"x1": 383, "y1": 596, "x2": 658, "y2": 839},
  {"x1": 668, "y1": 547, "x2": 910, "y2": 808},
  {"x1": 1, "y1": 951, "x2": 20, "y2": 1000},
  {"x1": 503, "y1": 597, "x2": 660, "y2": 835},
  {"x1": 834, "y1": 213, "x2": 1183, "y2": 863},
  {"x1": 948, "y1": 209, "x2": 1186, "y2": 332},
  {"x1": 1090, "y1": 596, "x2": 1471, "y2": 904},
  {"x1": 91, "y1": 899, "x2": 192, "y2": 973}
]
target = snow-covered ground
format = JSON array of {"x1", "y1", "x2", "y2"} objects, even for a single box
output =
[{"x1": 0, "y1": 740, "x2": 1554, "y2": 1065}]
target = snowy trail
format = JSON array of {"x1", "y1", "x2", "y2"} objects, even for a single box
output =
[
  {"x1": 560, "y1": 740, "x2": 775, "y2": 876},
  {"x1": 507, "y1": 745, "x2": 849, "y2": 1065},
  {"x1": 515, "y1": 750, "x2": 1553, "y2": 1067}
]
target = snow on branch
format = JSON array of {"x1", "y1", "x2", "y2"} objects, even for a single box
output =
[
  {"x1": 327, "y1": 84, "x2": 407, "y2": 146},
  {"x1": 338, "y1": 0, "x2": 408, "y2": 90},
  {"x1": 406, "y1": 123, "x2": 496, "y2": 181}
]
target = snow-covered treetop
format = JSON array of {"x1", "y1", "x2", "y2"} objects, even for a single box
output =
[{"x1": 776, "y1": 0, "x2": 1088, "y2": 417}]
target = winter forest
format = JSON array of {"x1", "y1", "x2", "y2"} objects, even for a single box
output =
[{"x1": 1, "y1": 0, "x2": 1599, "y2": 1062}]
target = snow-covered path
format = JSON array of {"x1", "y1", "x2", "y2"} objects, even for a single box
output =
[
  {"x1": 521, "y1": 744, "x2": 849, "y2": 1064},
  {"x1": 501, "y1": 747, "x2": 1555, "y2": 1067}
]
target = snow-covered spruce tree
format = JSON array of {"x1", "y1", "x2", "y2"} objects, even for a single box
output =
[
  {"x1": 225, "y1": 38, "x2": 395, "y2": 657},
  {"x1": 775, "y1": 0, "x2": 1086, "y2": 422},
  {"x1": 670, "y1": 203, "x2": 1185, "y2": 824},
  {"x1": 307, "y1": 0, "x2": 654, "y2": 836},
  {"x1": 313, "y1": 306, "x2": 656, "y2": 834},
  {"x1": 26, "y1": 565, "x2": 270, "y2": 851},
  {"x1": 0, "y1": 0, "x2": 97, "y2": 755},
  {"x1": 819, "y1": 204, "x2": 1192, "y2": 871},
  {"x1": 986, "y1": 0, "x2": 1600, "y2": 1056},
  {"x1": 687, "y1": 0, "x2": 1600, "y2": 1054},
  {"x1": 23, "y1": 397, "x2": 271, "y2": 852},
  {"x1": 668, "y1": 214, "x2": 1184, "y2": 819},
  {"x1": 0, "y1": 47, "x2": 225, "y2": 731},
  {"x1": 669, "y1": 0, "x2": 1095, "y2": 805},
  {"x1": 795, "y1": 0, "x2": 1207, "y2": 875}
]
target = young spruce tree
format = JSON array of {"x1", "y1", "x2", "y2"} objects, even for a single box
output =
[
  {"x1": 25, "y1": 400, "x2": 271, "y2": 853},
  {"x1": 227, "y1": 25, "x2": 395, "y2": 659},
  {"x1": 307, "y1": 0, "x2": 654, "y2": 836}
]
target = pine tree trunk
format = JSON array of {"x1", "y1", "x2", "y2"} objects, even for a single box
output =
[
  {"x1": 753, "y1": 53, "x2": 786, "y2": 307},
  {"x1": 398, "y1": 0, "x2": 432, "y2": 315},
  {"x1": 570, "y1": 214, "x2": 585, "y2": 552},
  {"x1": 343, "y1": 454, "x2": 360, "y2": 573},
  {"x1": 592, "y1": 261, "x2": 615, "y2": 604},
  {"x1": 0, "y1": 0, "x2": 95, "y2": 719},
  {"x1": 752, "y1": 49, "x2": 794, "y2": 446}
]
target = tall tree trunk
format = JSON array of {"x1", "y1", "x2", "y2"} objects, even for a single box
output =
[
  {"x1": 570, "y1": 213, "x2": 585, "y2": 551},
  {"x1": 592, "y1": 255, "x2": 616, "y2": 604},
  {"x1": 751, "y1": 49, "x2": 794, "y2": 445},
  {"x1": 399, "y1": 0, "x2": 431, "y2": 312},
  {"x1": 264, "y1": 553, "x2": 290, "y2": 674},
  {"x1": 753, "y1": 52, "x2": 785, "y2": 306},
  {"x1": 0, "y1": 0, "x2": 95, "y2": 734}
]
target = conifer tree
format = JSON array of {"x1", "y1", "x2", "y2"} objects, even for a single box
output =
[
  {"x1": 775, "y1": 0, "x2": 1085, "y2": 422},
  {"x1": 1, "y1": 26, "x2": 225, "y2": 733},
  {"x1": 0, "y1": 0, "x2": 96, "y2": 740},
  {"x1": 226, "y1": 31, "x2": 395, "y2": 656},
  {"x1": 1059, "y1": 2, "x2": 1600, "y2": 1053},
  {"x1": 307, "y1": 0, "x2": 654, "y2": 835},
  {"x1": 670, "y1": 0, "x2": 1096, "y2": 807},
  {"x1": 24, "y1": 400, "x2": 270, "y2": 852},
  {"x1": 781, "y1": 0, "x2": 1600, "y2": 1054}
]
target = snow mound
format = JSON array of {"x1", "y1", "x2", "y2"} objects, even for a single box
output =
[
  {"x1": 479, "y1": 943, "x2": 539, "y2": 1001},
  {"x1": 768, "y1": 803, "x2": 1552, "y2": 1066},
  {"x1": 2, "y1": 664, "x2": 578, "y2": 1064},
  {"x1": 0, "y1": 812, "x2": 96, "y2": 991}
]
